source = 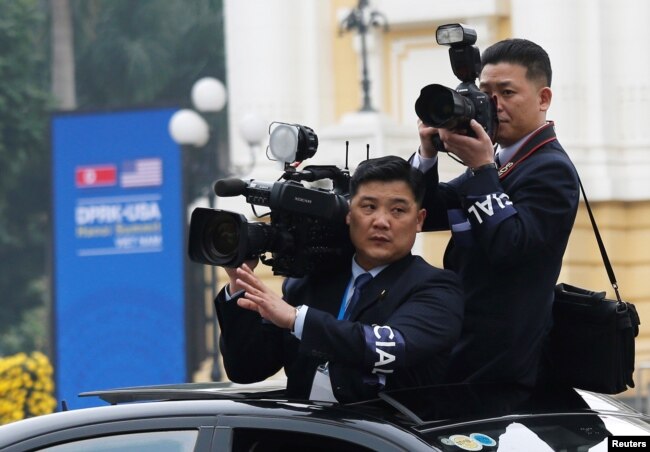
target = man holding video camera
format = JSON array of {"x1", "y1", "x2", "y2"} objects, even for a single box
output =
[
  {"x1": 215, "y1": 156, "x2": 464, "y2": 403},
  {"x1": 413, "y1": 37, "x2": 580, "y2": 388}
]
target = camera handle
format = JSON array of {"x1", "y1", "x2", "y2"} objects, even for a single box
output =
[
  {"x1": 431, "y1": 133, "x2": 494, "y2": 168},
  {"x1": 282, "y1": 165, "x2": 351, "y2": 196},
  {"x1": 432, "y1": 134, "x2": 446, "y2": 154}
]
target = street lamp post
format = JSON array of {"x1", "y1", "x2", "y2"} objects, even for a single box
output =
[
  {"x1": 237, "y1": 112, "x2": 268, "y2": 173},
  {"x1": 339, "y1": 0, "x2": 389, "y2": 113},
  {"x1": 168, "y1": 77, "x2": 266, "y2": 382},
  {"x1": 169, "y1": 77, "x2": 227, "y2": 382}
]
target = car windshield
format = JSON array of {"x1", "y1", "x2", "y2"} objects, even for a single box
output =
[{"x1": 420, "y1": 413, "x2": 650, "y2": 451}]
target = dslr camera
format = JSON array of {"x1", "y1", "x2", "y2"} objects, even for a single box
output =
[
  {"x1": 415, "y1": 23, "x2": 497, "y2": 149},
  {"x1": 188, "y1": 122, "x2": 354, "y2": 278}
]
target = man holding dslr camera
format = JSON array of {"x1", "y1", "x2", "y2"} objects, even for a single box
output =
[
  {"x1": 215, "y1": 156, "x2": 464, "y2": 403},
  {"x1": 413, "y1": 36, "x2": 580, "y2": 387}
]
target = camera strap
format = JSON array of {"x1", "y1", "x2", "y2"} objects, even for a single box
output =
[{"x1": 497, "y1": 121, "x2": 557, "y2": 180}]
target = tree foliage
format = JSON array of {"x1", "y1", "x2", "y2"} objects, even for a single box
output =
[
  {"x1": 0, "y1": 0, "x2": 52, "y2": 354},
  {"x1": 0, "y1": 0, "x2": 226, "y2": 355},
  {"x1": 72, "y1": 0, "x2": 226, "y2": 108}
]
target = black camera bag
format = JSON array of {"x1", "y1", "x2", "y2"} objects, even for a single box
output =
[
  {"x1": 550, "y1": 283, "x2": 639, "y2": 394},
  {"x1": 497, "y1": 123, "x2": 640, "y2": 394},
  {"x1": 548, "y1": 178, "x2": 640, "y2": 394}
]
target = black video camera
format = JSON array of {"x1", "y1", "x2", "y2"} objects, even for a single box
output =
[
  {"x1": 415, "y1": 23, "x2": 497, "y2": 148},
  {"x1": 188, "y1": 122, "x2": 354, "y2": 278}
]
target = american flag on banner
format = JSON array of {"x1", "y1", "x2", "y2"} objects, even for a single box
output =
[{"x1": 120, "y1": 158, "x2": 163, "y2": 188}]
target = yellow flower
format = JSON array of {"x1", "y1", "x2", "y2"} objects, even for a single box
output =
[{"x1": 0, "y1": 352, "x2": 57, "y2": 424}]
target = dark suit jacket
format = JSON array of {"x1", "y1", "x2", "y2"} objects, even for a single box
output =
[
  {"x1": 215, "y1": 253, "x2": 464, "y2": 403},
  {"x1": 419, "y1": 138, "x2": 579, "y2": 387}
]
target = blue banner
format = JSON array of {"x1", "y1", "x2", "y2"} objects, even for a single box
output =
[{"x1": 51, "y1": 108, "x2": 186, "y2": 408}]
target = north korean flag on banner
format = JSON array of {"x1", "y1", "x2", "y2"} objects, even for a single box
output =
[{"x1": 75, "y1": 165, "x2": 117, "y2": 188}]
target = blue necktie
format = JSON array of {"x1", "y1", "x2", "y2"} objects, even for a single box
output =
[{"x1": 344, "y1": 273, "x2": 372, "y2": 320}]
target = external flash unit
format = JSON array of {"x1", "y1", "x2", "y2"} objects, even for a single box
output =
[{"x1": 436, "y1": 23, "x2": 477, "y2": 47}]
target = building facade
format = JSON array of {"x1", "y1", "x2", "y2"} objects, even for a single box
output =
[{"x1": 210, "y1": 0, "x2": 650, "y2": 388}]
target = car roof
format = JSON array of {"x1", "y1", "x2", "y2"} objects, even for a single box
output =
[
  {"x1": 79, "y1": 381, "x2": 642, "y2": 426},
  {"x1": 1, "y1": 381, "x2": 648, "y2": 449},
  {"x1": 0, "y1": 385, "x2": 422, "y2": 450}
]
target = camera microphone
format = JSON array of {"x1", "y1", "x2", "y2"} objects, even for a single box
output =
[{"x1": 214, "y1": 178, "x2": 248, "y2": 197}]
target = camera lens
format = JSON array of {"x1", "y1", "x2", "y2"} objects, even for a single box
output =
[
  {"x1": 207, "y1": 214, "x2": 240, "y2": 258},
  {"x1": 415, "y1": 84, "x2": 474, "y2": 129},
  {"x1": 188, "y1": 208, "x2": 252, "y2": 267},
  {"x1": 428, "y1": 87, "x2": 457, "y2": 124}
]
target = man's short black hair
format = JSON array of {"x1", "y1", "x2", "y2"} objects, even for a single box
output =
[
  {"x1": 481, "y1": 38, "x2": 552, "y2": 87},
  {"x1": 350, "y1": 155, "x2": 425, "y2": 206}
]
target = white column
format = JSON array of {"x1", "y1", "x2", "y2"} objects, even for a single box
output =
[
  {"x1": 600, "y1": 0, "x2": 650, "y2": 199},
  {"x1": 511, "y1": 0, "x2": 650, "y2": 200},
  {"x1": 221, "y1": 0, "x2": 335, "y2": 214}
]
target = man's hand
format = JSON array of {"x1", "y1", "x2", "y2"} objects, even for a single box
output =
[
  {"x1": 224, "y1": 259, "x2": 259, "y2": 293},
  {"x1": 418, "y1": 119, "x2": 441, "y2": 159},
  {"x1": 235, "y1": 263, "x2": 297, "y2": 330},
  {"x1": 438, "y1": 119, "x2": 495, "y2": 169}
]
